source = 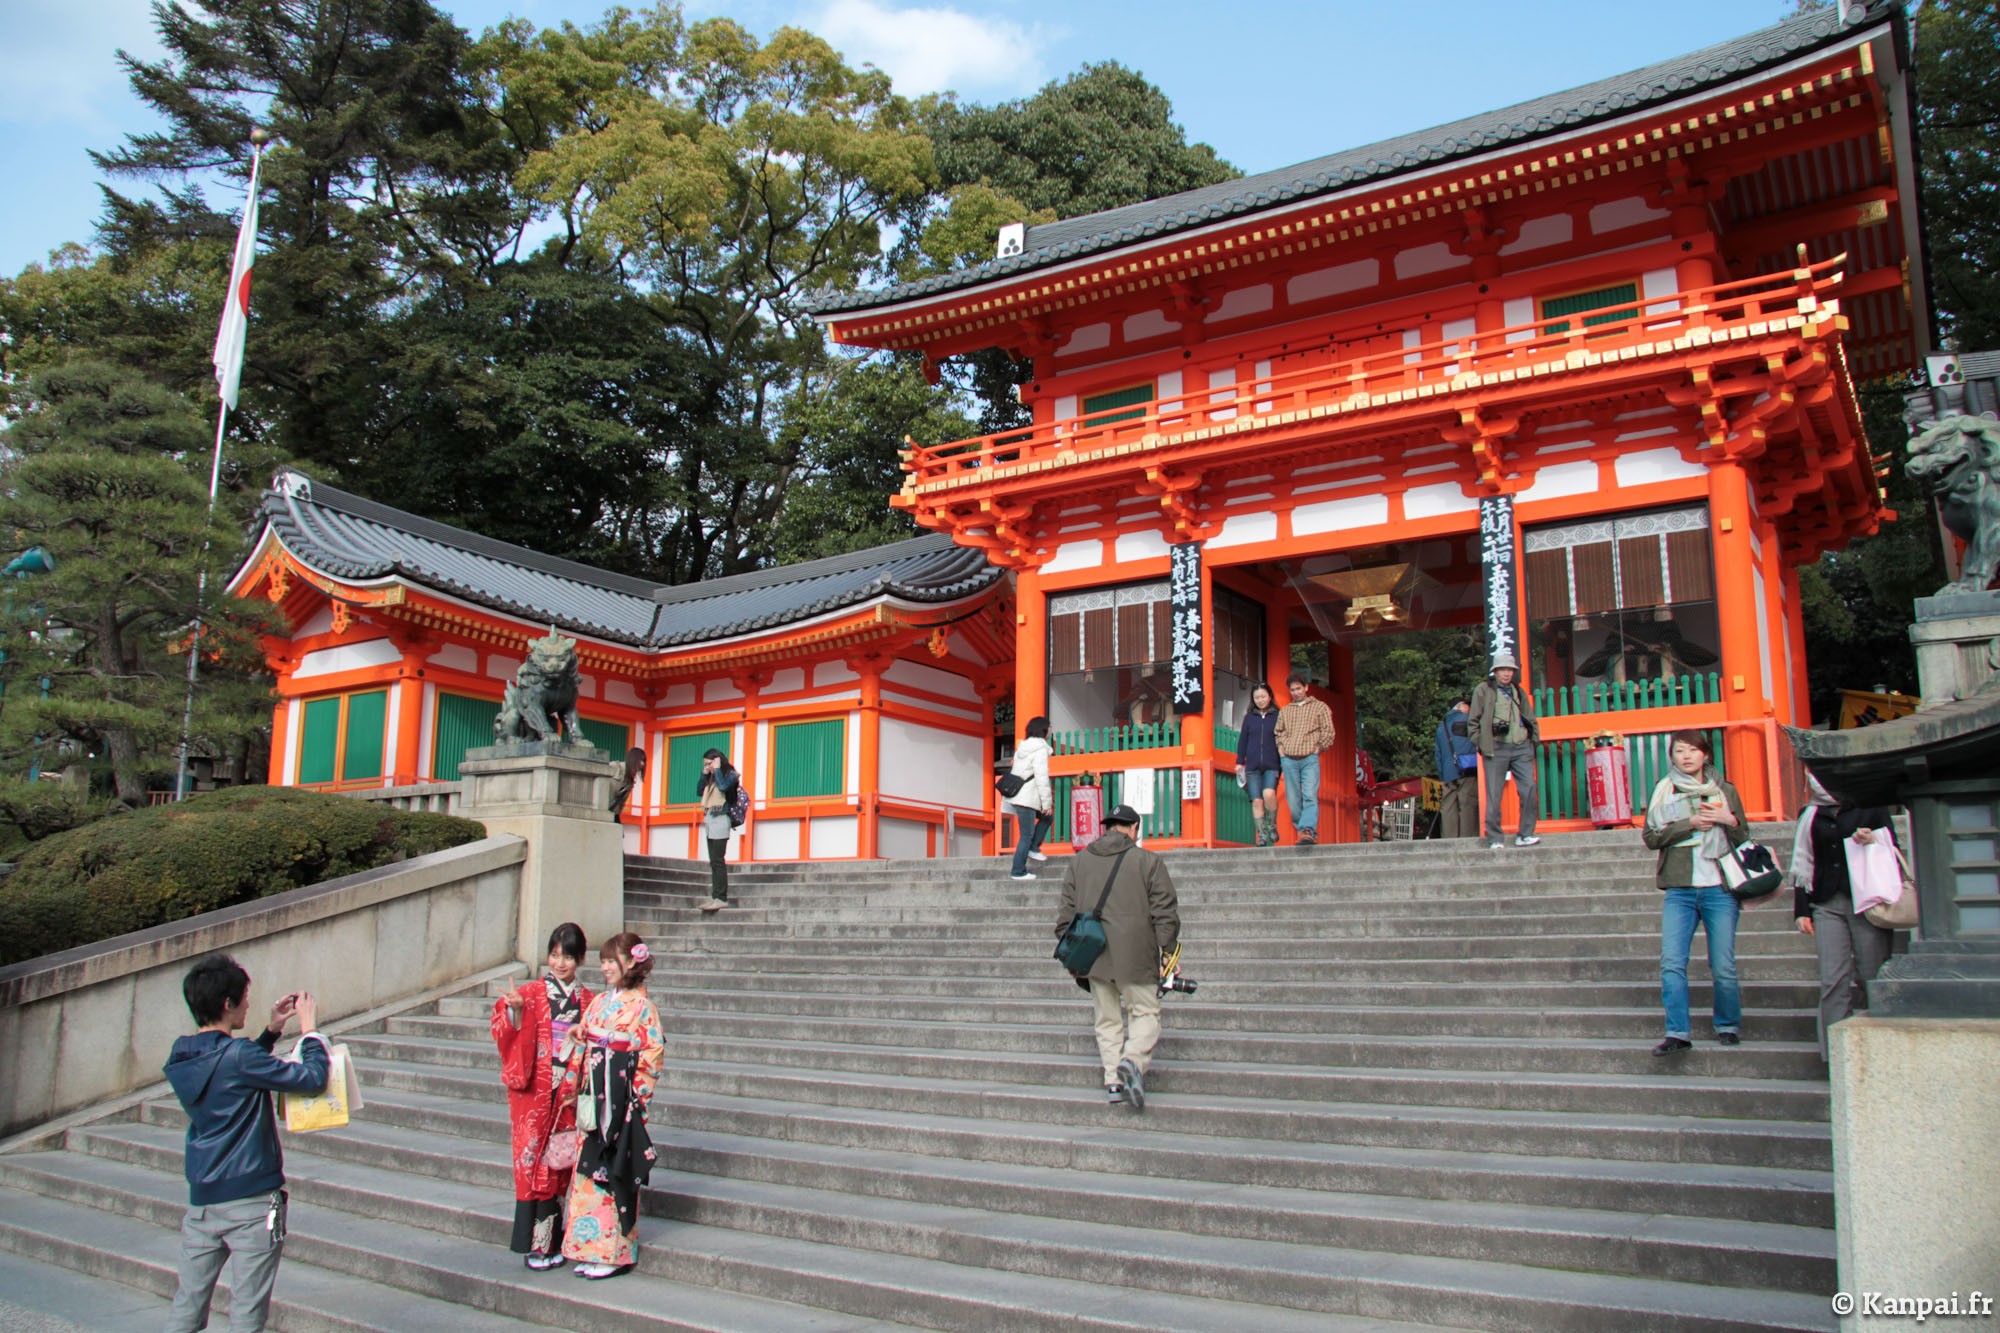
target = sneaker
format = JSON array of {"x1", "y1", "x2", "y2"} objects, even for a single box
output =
[
  {"x1": 1297, "y1": 829, "x2": 1317, "y2": 846},
  {"x1": 1011, "y1": 872, "x2": 1036, "y2": 881},
  {"x1": 1028, "y1": 850, "x2": 1047, "y2": 862},
  {"x1": 1514, "y1": 835, "x2": 1542, "y2": 847},
  {"x1": 1716, "y1": 1032, "x2": 1741, "y2": 1046},
  {"x1": 1488, "y1": 841, "x2": 1506, "y2": 851},
  {"x1": 1105, "y1": 1083, "x2": 1126, "y2": 1105},
  {"x1": 524, "y1": 1252, "x2": 565, "y2": 1272},
  {"x1": 700, "y1": 898, "x2": 725, "y2": 913},
  {"x1": 1116, "y1": 1057, "x2": 1145, "y2": 1113},
  {"x1": 1652, "y1": 1037, "x2": 1693, "y2": 1057}
]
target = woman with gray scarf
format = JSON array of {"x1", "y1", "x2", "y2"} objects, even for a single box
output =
[
  {"x1": 1641, "y1": 730, "x2": 1750, "y2": 1056},
  {"x1": 1789, "y1": 772, "x2": 1896, "y2": 1060}
]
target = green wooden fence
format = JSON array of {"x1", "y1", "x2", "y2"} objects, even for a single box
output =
[
  {"x1": 1533, "y1": 672, "x2": 1720, "y2": 718},
  {"x1": 1050, "y1": 719, "x2": 1180, "y2": 756},
  {"x1": 1215, "y1": 770, "x2": 1256, "y2": 844},
  {"x1": 1046, "y1": 770, "x2": 1183, "y2": 843},
  {"x1": 1535, "y1": 728, "x2": 1727, "y2": 821}
]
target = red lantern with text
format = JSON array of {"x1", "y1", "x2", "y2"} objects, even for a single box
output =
[
  {"x1": 1585, "y1": 734, "x2": 1632, "y2": 828},
  {"x1": 1071, "y1": 780, "x2": 1103, "y2": 847}
]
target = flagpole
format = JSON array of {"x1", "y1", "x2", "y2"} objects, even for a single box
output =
[{"x1": 174, "y1": 133, "x2": 266, "y2": 801}]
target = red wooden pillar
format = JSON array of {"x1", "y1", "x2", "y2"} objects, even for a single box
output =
[
  {"x1": 1014, "y1": 564, "x2": 1047, "y2": 725},
  {"x1": 1708, "y1": 460, "x2": 1771, "y2": 812},
  {"x1": 855, "y1": 656, "x2": 885, "y2": 860},
  {"x1": 1328, "y1": 642, "x2": 1357, "y2": 844}
]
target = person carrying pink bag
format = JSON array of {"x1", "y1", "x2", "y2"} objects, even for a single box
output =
[{"x1": 1789, "y1": 773, "x2": 1898, "y2": 1062}]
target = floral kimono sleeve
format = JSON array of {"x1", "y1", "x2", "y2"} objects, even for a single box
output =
[{"x1": 632, "y1": 995, "x2": 666, "y2": 1107}]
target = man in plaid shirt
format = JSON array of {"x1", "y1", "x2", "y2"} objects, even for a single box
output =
[{"x1": 1273, "y1": 674, "x2": 1336, "y2": 845}]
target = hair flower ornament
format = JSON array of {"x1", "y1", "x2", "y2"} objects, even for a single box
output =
[{"x1": 629, "y1": 942, "x2": 650, "y2": 963}]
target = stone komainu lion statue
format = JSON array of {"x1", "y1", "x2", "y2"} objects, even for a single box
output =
[
  {"x1": 1906, "y1": 413, "x2": 2000, "y2": 595},
  {"x1": 494, "y1": 630, "x2": 584, "y2": 743}
]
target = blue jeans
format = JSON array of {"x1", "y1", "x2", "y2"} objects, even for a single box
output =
[
  {"x1": 1011, "y1": 804, "x2": 1051, "y2": 876},
  {"x1": 1660, "y1": 887, "x2": 1742, "y2": 1039},
  {"x1": 1279, "y1": 754, "x2": 1320, "y2": 835}
]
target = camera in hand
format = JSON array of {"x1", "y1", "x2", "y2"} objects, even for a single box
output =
[{"x1": 1159, "y1": 968, "x2": 1197, "y2": 996}]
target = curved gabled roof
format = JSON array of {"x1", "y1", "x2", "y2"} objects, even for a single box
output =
[
  {"x1": 238, "y1": 471, "x2": 1002, "y2": 650},
  {"x1": 807, "y1": 4, "x2": 1887, "y2": 319}
]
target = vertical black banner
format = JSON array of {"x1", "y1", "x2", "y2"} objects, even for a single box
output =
[
  {"x1": 1169, "y1": 541, "x2": 1205, "y2": 715},
  {"x1": 1478, "y1": 495, "x2": 1519, "y2": 667}
]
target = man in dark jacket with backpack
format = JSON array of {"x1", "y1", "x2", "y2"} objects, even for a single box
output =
[
  {"x1": 163, "y1": 954, "x2": 330, "y2": 1332},
  {"x1": 1054, "y1": 804, "x2": 1180, "y2": 1112}
]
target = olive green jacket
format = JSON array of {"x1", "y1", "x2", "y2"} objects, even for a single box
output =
[
  {"x1": 1640, "y1": 777, "x2": 1750, "y2": 889},
  {"x1": 1055, "y1": 830, "x2": 1180, "y2": 985}
]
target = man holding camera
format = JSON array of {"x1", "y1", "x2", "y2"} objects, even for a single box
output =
[
  {"x1": 1055, "y1": 803, "x2": 1181, "y2": 1111},
  {"x1": 1468, "y1": 652, "x2": 1542, "y2": 849},
  {"x1": 163, "y1": 955, "x2": 330, "y2": 1333}
]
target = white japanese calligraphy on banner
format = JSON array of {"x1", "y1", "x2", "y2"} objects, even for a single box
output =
[
  {"x1": 1169, "y1": 541, "x2": 1205, "y2": 714},
  {"x1": 1479, "y1": 496, "x2": 1519, "y2": 666}
]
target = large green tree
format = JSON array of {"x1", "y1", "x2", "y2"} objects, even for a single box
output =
[
  {"x1": 1915, "y1": 0, "x2": 2000, "y2": 351},
  {"x1": 0, "y1": 362, "x2": 278, "y2": 816}
]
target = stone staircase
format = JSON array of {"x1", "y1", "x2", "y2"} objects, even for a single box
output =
[{"x1": 0, "y1": 830, "x2": 1837, "y2": 1331}]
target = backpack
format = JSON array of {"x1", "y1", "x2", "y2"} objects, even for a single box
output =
[{"x1": 727, "y1": 778, "x2": 749, "y2": 829}]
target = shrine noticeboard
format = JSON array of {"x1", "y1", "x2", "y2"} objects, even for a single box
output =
[
  {"x1": 1169, "y1": 541, "x2": 1205, "y2": 715},
  {"x1": 1479, "y1": 496, "x2": 1520, "y2": 667}
]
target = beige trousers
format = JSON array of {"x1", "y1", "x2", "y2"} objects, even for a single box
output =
[{"x1": 1089, "y1": 978, "x2": 1162, "y2": 1084}]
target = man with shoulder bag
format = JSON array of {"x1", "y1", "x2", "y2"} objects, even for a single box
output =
[
  {"x1": 1054, "y1": 804, "x2": 1180, "y2": 1111},
  {"x1": 1467, "y1": 652, "x2": 1541, "y2": 850}
]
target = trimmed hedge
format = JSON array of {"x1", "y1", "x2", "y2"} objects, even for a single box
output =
[{"x1": 0, "y1": 786, "x2": 487, "y2": 965}]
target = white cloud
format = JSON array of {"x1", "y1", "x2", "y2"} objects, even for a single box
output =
[
  {"x1": 0, "y1": 0, "x2": 162, "y2": 129},
  {"x1": 809, "y1": 0, "x2": 1049, "y2": 97}
]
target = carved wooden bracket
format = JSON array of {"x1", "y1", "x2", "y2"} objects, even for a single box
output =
[
  {"x1": 1141, "y1": 464, "x2": 1210, "y2": 542},
  {"x1": 1442, "y1": 407, "x2": 1520, "y2": 495},
  {"x1": 730, "y1": 667, "x2": 774, "y2": 694}
]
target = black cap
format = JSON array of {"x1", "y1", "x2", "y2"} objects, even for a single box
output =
[{"x1": 1103, "y1": 804, "x2": 1141, "y2": 827}]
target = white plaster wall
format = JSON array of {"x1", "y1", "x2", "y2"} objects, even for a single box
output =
[
  {"x1": 1115, "y1": 529, "x2": 1170, "y2": 562},
  {"x1": 295, "y1": 638, "x2": 403, "y2": 679},
  {"x1": 1754, "y1": 546, "x2": 1775, "y2": 705},
  {"x1": 488, "y1": 655, "x2": 522, "y2": 681},
  {"x1": 1519, "y1": 460, "x2": 1600, "y2": 503},
  {"x1": 768, "y1": 667, "x2": 806, "y2": 694},
  {"x1": 664, "y1": 683, "x2": 697, "y2": 708},
  {"x1": 1208, "y1": 511, "x2": 1279, "y2": 549},
  {"x1": 1403, "y1": 482, "x2": 1479, "y2": 520},
  {"x1": 704, "y1": 678, "x2": 743, "y2": 703},
  {"x1": 1207, "y1": 368, "x2": 1238, "y2": 421},
  {"x1": 811, "y1": 815, "x2": 859, "y2": 859},
  {"x1": 878, "y1": 717, "x2": 983, "y2": 808},
  {"x1": 1441, "y1": 316, "x2": 1477, "y2": 373},
  {"x1": 884, "y1": 659, "x2": 977, "y2": 701},
  {"x1": 602, "y1": 679, "x2": 642, "y2": 708},
  {"x1": 846, "y1": 712, "x2": 861, "y2": 793},
  {"x1": 428, "y1": 643, "x2": 476, "y2": 673},
  {"x1": 754, "y1": 818, "x2": 800, "y2": 860},
  {"x1": 1615, "y1": 447, "x2": 1706, "y2": 487},
  {"x1": 952, "y1": 827, "x2": 985, "y2": 858},
  {"x1": 1157, "y1": 369, "x2": 1183, "y2": 414},
  {"x1": 1500, "y1": 213, "x2": 1572, "y2": 255},
  {"x1": 815, "y1": 661, "x2": 859, "y2": 688},
  {"x1": 297, "y1": 607, "x2": 336, "y2": 637},
  {"x1": 1057, "y1": 323, "x2": 1110, "y2": 356},
  {"x1": 417, "y1": 685, "x2": 437, "y2": 780},
  {"x1": 1054, "y1": 394, "x2": 1078, "y2": 425},
  {"x1": 1287, "y1": 259, "x2": 1376, "y2": 305},
  {"x1": 1209, "y1": 283, "x2": 1272, "y2": 321},
  {"x1": 877, "y1": 818, "x2": 929, "y2": 861},
  {"x1": 1294, "y1": 494, "x2": 1389, "y2": 535},
  {"x1": 1590, "y1": 196, "x2": 1669, "y2": 233},
  {"x1": 281, "y1": 699, "x2": 301, "y2": 785},
  {"x1": 1124, "y1": 309, "x2": 1180, "y2": 342},
  {"x1": 1045, "y1": 541, "x2": 1105, "y2": 573},
  {"x1": 1504, "y1": 297, "x2": 1536, "y2": 343},
  {"x1": 753, "y1": 722, "x2": 768, "y2": 799},
  {"x1": 1643, "y1": 267, "x2": 1678, "y2": 303},
  {"x1": 1394, "y1": 242, "x2": 1469, "y2": 281}
]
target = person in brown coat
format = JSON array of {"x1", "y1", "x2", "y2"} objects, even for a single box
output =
[{"x1": 1054, "y1": 804, "x2": 1180, "y2": 1112}]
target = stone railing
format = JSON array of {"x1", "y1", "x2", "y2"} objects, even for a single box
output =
[
  {"x1": 0, "y1": 835, "x2": 525, "y2": 1139},
  {"x1": 343, "y1": 781, "x2": 463, "y2": 815}
]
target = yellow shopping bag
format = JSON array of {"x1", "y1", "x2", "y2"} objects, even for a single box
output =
[{"x1": 279, "y1": 1041, "x2": 362, "y2": 1133}]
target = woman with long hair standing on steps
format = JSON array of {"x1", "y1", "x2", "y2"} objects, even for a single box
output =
[
  {"x1": 560, "y1": 932, "x2": 666, "y2": 1280},
  {"x1": 492, "y1": 922, "x2": 594, "y2": 1270}
]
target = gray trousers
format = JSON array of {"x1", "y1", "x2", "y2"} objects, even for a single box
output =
[
  {"x1": 166, "y1": 1191, "x2": 285, "y2": 1332},
  {"x1": 1439, "y1": 776, "x2": 1480, "y2": 838},
  {"x1": 1481, "y1": 742, "x2": 1538, "y2": 841},
  {"x1": 1813, "y1": 891, "x2": 1893, "y2": 1061}
]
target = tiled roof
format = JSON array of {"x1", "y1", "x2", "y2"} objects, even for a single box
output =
[
  {"x1": 807, "y1": 4, "x2": 1885, "y2": 318},
  {"x1": 240, "y1": 471, "x2": 1001, "y2": 650}
]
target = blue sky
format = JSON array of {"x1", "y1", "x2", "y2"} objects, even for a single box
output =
[{"x1": 0, "y1": 0, "x2": 1801, "y2": 276}]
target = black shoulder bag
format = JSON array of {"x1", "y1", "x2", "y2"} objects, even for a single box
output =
[{"x1": 1054, "y1": 849, "x2": 1129, "y2": 978}]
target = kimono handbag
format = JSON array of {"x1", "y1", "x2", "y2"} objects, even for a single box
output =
[
  {"x1": 1716, "y1": 841, "x2": 1783, "y2": 902},
  {"x1": 542, "y1": 1130, "x2": 582, "y2": 1171},
  {"x1": 1054, "y1": 850, "x2": 1129, "y2": 977},
  {"x1": 280, "y1": 1040, "x2": 363, "y2": 1134}
]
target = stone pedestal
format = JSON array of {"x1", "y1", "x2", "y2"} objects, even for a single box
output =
[
  {"x1": 1831, "y1": 1017, "x2": 2000, "y2": 1324},
  {"x1": 457, "y1": 742, "x2": 624, "y2": 967},
  {"x1": 1910, "y1": 590, "x2": 2000, "y2": 705}
]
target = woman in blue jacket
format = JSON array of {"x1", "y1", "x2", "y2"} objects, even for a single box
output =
[{"x1": 1234, "y1": 684, "x2": 1283, "y2": 846}]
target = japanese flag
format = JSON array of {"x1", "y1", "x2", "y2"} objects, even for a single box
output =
[{"x1": 212, "y1": 150, "x2": 263, "y2": 411}]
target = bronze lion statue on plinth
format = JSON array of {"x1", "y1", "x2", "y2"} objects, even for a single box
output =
[
  {"x1": 494, "y1": 630, "x2": 584, "y2": 743},
  {"x1": 1907, "y1": 413, "x2": 2000, "y2": 594}
]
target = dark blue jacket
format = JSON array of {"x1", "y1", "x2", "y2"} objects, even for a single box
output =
[
  {"x1": 163, "y1": 1029, "x2": 330, "y2": 1205},
  {"x1": 1435, "y1": 709, "x2": 1477, "y2": 784},
  {"x1": 1236, "y1": 708, "x2": 1282, "y2": 772}
]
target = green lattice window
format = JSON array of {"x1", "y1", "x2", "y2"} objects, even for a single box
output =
[
  {"x1": 297, "y1": 690, "x2": 388, "y2": 785},
  {"x1": 577, "y1": 717, "x2": 628, "y2": 758},
  {"x1": 666, "y1": 729, "x2": 732, "y2": 804},
  {"x1": 1082, "y1": 383, "x2": 1153, "y2": 427},
  {"x1": 431, "y1": 692, "x2": 500, "y2": 782},
  {"x1": 772, "y1": 719, "x2": 845, "y2": 799},
  {"x1": 1541, "y1": 282, "x2": 1638, "y2": 334}
]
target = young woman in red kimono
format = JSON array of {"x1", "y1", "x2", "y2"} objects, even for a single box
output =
[{"x1": 491, "y1": 922, "x2": 593, "y2": 1269}]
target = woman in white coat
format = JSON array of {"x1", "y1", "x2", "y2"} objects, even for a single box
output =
[{"x1": 1009, "y1": 716, "x2": 1055, "y2": 880}]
